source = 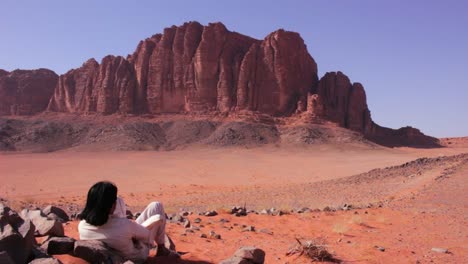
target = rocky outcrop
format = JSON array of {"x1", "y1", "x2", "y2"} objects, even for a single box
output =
[
  {"x1": 310, "y1": 71, "x2": 371, "y2": 133},
  {"x1": 47, "y1": 22, "x2": 317, "y2": 116},
  {"x1": 367, "y1": 124, "x2": 440, "y2": 148},
  {"x1": 305, "y1": 71, "x2": 438, "y2": 147},
  {"x1": 0, "y1": 69, "x2": 57, "y2": 115},
  {"x1": 237, "y1": 30, "x2": 317, "y2": 115},
  {"x1": 0, "y1": 203, "x2": 36, "y2": 264},
  {"x1": 0, "y1": 21, "x2": 439, "y2": 148},
  {"x1": 47, "y1": 56, "x2": 136, "y2": 114}
]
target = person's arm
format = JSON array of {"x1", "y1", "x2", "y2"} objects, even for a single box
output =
[{"x1": 129, "y1": 220, "x2": 150, "y2": 242}]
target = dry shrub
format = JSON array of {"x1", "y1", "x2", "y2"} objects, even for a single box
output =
[{"x1": 287, "y1": 237, "x2": 339, "y2": 262}]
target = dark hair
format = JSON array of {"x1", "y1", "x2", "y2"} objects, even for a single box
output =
[{"x1": 79, "y1": 181, "x2": 118, "y2": 226}]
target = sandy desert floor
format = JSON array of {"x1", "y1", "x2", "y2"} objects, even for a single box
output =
[{"x1": 1, "y1": 143, "x2": 467, "y2": 263}]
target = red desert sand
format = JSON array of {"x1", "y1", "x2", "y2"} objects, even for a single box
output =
[{"x1": 1, "y1": 139, "x2": 467, "y2": 263}]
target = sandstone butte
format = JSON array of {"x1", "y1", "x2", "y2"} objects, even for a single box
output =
[{"x1": 0, "y1": 21, "x2": 439, "y2": 147}]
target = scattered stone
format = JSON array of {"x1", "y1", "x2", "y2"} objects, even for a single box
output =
[
  {"x1": 20, "y1": 209, "x2": 64, "y2": 237},
  {"x1": 200, "y1": 234, "x2": 207, "y2": 238},
  {"x1": 273, "y1": 210, "x2": 286, "y2": 216},
  {"x1": 231, "y1": 206, "x2": 247, "y2": 217},
  {"x1": 242, "y1": 226, "x2": 255, "y2": 232},
  {"x1": 219, "y1": 218, "x2": 230, "y2": 223},
  {"x1": 194, "y1": 218, "x2": 202, "y2": 223},
  {"x1": 73, "y1": 240, "x2": 112, "y2": 263},
  {"x1": 296, "y1": 207, "x2": 311, "y2": 214},
  {"x1": 219, "y1": 257, "x2": 247, "y2": 264},
  {"x1": 221, "y1": 246, "x2": 266, "y2": 264},
  {"x1": 260, "y1": 209, "x2": 269, "y2": 215},
  {"x1": 342, "y1": 204, "x2": 352, "y2": 211},
  {"x1": 29, "y1": 257, "x2": 63, "y2": 264},
  {"x1": 0, "y1": 204, "x2": 36, "y2": 264},
  {"x1": 41, "y1": 236, "x2": 75, "y2": 255},
  {"x1": 204, "y1": 210, "x2": 218, "y2": 217},
  {"x1": 183, "y1": 219, "x2": 191, "y2": 228},
  {"x1": 431, "y1": 248, "x2": 448, "y2": 254},
  {"x1": 209, "y1": 231, "x2": 221, "y2": 239},
  {"x1": 171, "y1": 214, "x2": 185, "y2": 223},
  {"x1": 375, "y1": 246, "x2": 385, "y2": 252},
  {"x1": 42, "y1": 206, "x2": 69, "y2": 222},
  {"x1": 179, "y1": 211, "x2": 190, "y2": 217},
  {"x1": 258, "y1": 228, "x2": 273, "y2": 235}
]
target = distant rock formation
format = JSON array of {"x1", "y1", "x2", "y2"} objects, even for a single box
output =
[
  {"x1": 46, "y1": 22, "x2": 317, "y2": 116},
  {"x1": 0, "y1": 69, "x2": 57, "y2": 115},
  {"x1": 0, "y1": 21, "x2": 439, "y2": 147}
]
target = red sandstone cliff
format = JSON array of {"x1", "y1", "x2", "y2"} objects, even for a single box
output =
[
  {"x1": 47, "y1": 56, "x2": 136, "y2": 114},
  {"x1": 47, "y1": 22, "x2": 317, "y2": 116},
  {"x1": 303, "y1": 71, "x2": 439, "y2": 147},
  {"x1": 0, "y1": 69, "x2": 57, "y2": 115},
  {"x1": 0, "y1": 21, "x2": 439, "y2": 147}
]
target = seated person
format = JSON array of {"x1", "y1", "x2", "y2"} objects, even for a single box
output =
[{"x1": 78, "y1": 181, "x2": 173, "y2": 263}]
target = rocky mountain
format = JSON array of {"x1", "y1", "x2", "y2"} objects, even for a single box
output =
[
  {"x1": 0, "y1": 21, "x2": 440, "y2": 148},
  {"x1": 0, "y1": 69, "x2": 57, "y2": 115}
]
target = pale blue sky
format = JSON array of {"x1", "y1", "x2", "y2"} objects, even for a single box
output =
[{"x1": 1, "y1": 0, "x2": 467, "y2": 137}]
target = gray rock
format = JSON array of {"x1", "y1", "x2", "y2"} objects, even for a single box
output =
[
  {"x1": 431, "y1": 247, "x2": 449, "y2": 253},
  {"x1": 183, "y1": 219, "x2": 191, "y2": 228},
  {"x1": 30, "y1": 246, "x2": 50, "y2": 259},
  {"x1": 29, "y1": 257, "x2": 63, "y2": 264},
  {"x1": 0, "y1": 204, "x2": 23, "y2": 227},
  {"x1": 170, "y1": 214, "x2": 185, "y2": 223},
  {"x1": 219, "y1": 256, "x2": 251, "y2": 264},
  {"x1": 41, "y1": 236, "x2": 75, "y2": 255},
  {"x1": 0, "y1": 225, "x2": 27, "y2": 264},
  {"x1": 242, "y1": 226, "x2": 255, "y2": 232},
  {"x1": 42, "y1": 206, "x2": 69, "y2": 222},
  {"x1": 0, "y1": 204, "x2": 36, "y2": 264},
  {"x1": 20, "y1": 209, "x2": 64, "y2": 237},
  {"x1": 375, "y1": 245, "x2": 385, "y2": 252},
  {"x1": 204, "y1": 210, "x2": 218, "y2": 216},
  {"x1": 296, "y1": 207, "x2": 311, "y2": 213},
  {"x1": 233, "y1": 246, "x2": 265, "y2": 264},
  {"x1": 73, "y1": 240, "x2": 112, "y2": 264},
  {"x1": 259, "y1": 209, "x2": 269, "y2": 215},
  {"x1": 179, "y1": 211, "x2": 190, "y2": 217},
  {"x1": 258, "y1": 228, "x2": 273, "y2": 235}
]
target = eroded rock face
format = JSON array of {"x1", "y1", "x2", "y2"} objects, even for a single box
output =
[
  {"x1": 47, "y1": 56, "x2": 136, "y2": 114},
  {"x1": 313, "y1": 71, "x2": 372, "y2": 133},
  {"x1": 0, "y1": 69, "x2": 57, "y2": 115},
  {"x1": 237, "y1": 30, "x2": 318, "y2": 115},
  {"x1": 47, "y1": 22, "x2": 317, "y2": 116},
  {"x1": 0, "y1": 21, "x2": 439, "y2": 148}
]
